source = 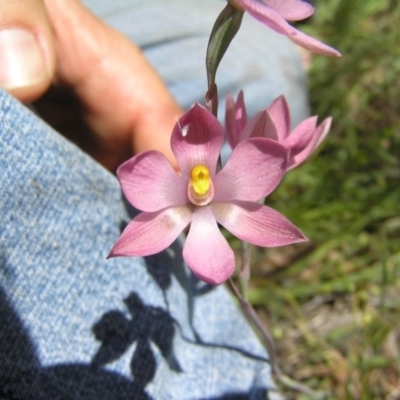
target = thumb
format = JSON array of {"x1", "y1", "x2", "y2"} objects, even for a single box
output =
[
  {"x1": 0, "y1": 0, "x2": 55, "y2": 102},
  {"x1": 43, "y1": 0, "x2": 181, "y2": 171}
]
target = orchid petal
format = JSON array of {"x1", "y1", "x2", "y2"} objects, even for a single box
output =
[
  {"x1": 315, "y1": 117, "x2": 332, "y2": 148},
  {"x1": 241, "y1": 109, "x2": 278, "y2": 141},
  {"x1": 108, "y1": 206, "x2": 192, "y2": 257},
  {"x1": 267, "y1": 95, "x2": 291, "y2": 141},
  {"x1": 171, "y1": 104, "x2": 224, "y2": 179},
  {"x1": 225, "y1": 91, "x2": 248, "y2": 148},
  {"x1": 288, "y1": 28, "x2": 342, "y2": 58},
  {"x1": 117, "y1": 151, "x2": 187, "y2": 212},
  {"x1": 183, "y1": 206, "x2": 235, "y2": 285},
  {"x1": 241, "y1": 1, "x2": 341, "y2": 57},
  {"x1": 288, "y1": 117, "x2": 332, "y2": 169},
  {"x1": 261, "y1": 0, "x2": 315, "y2": 21},
  {"x1": 283, "y1": 116, "x2": 318, "y2": 166},
  {"x1": 212, "y1": 201, "x2": 307, "y2": 247},
  {"x1": 213, "y1": 138, "x2": 288, "y2": 202}
]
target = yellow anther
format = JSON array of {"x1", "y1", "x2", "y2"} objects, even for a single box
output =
[
  {"x1": 188, "y1": 165, "x2": 214, "y2": 206},
  {"x1": 190, "y1": 165, "x2": 211, "y2": 196}
]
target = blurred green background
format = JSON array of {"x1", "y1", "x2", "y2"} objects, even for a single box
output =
[{"x1": 245, "y1": 0, "x2": 400, "y2": 398}]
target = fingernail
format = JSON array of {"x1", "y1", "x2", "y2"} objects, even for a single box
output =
[{"x1": 0, "y1": 28, "x2": 49, "y2": 89}]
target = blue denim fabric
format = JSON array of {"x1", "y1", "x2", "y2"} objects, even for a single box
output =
[{"x1": 0, "y1": 1, "x2": 307, "y2": 399}]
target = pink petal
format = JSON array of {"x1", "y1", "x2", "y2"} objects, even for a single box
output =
[
  {"x1": 171, "y1": 103, "x2": 224, "y2": 179},
  {"x1": 213, "y1": 138, "x2": 288, "y2": 202},
  {"x1": 211, "y1": 200, "x2": 307, "y2": 247},
  {"x1": 225, "y1": 91, "x2": 248, "y2": 148},
  {"x1": 267, "y1": 95, "x2": 291, "y2": 141},
  {"x1": 261, "y1": 0, "x2": 315, "y2": 20},
  {"x1": 283, "y1": 116, "x2": 318, "y2": 165},
  {"x1": 240, "y1": 1, "x2": 341, "y2": 57},
  {"x1": 315, "y1": 117, "x2": 332, "y2": 148},
  {"x1": 288, "y1": 116, "x2": 332, "y2": 169},
  {"x1": 183, "y1": 206, "x2": 235, "y2": 285},
  {"x1": 288, "y1": 29, "x2": 342, "y2": 58},
  {"x1": 108, "y1": 206, "x2": 192, "y2": 257},
  {"x1": 238, "y1": 1, "x2": 306, "y2": 34},
  {"x1": 117, "y1": 151, "x2": 187, "y2": 212},
  {"x1": 241, "y1": 109, "x2": 278, "y2": 141}
]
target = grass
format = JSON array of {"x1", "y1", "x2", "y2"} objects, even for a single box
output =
[{"x1": 244, "y1": 0, "x2": 400, "y2": 398}]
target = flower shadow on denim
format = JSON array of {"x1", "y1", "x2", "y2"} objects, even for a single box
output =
[
  {"x1": 0, "y1": 287, "x2": 150, "y2": 400},
  {"x1": 91, "y1": 291, "x2": 182, "y2": 387},
  {"x1": 0, "y1": 282, "x2": 271, "y2": 400}
]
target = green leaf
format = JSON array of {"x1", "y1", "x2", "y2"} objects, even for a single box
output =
[{"x1": 206, "y1": 4, "x2": 244, "y2": 90}]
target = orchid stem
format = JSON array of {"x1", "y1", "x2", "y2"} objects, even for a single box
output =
[
  {"x1": 228, "y1": 266, "x2": 329, "y2": 399},
  {"x1": 239, "y1": 241, "x2": 251, "y2": 298},
  {"x1": 205, "y1": 83, "x2": 219, "y2": 118},
  {"x1": 227, "y1": 277, "x2": 281, "y2": 376}
]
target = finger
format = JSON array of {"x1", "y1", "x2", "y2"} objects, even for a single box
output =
[
  {"x1": 43, "y1": 0, "x2": 181, "y2": 171},
  {"x1": 0, "y1": 0, "x2": 56, "y2": 102}
]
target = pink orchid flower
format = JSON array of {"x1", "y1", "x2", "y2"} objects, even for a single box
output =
[
  {"x1": 225, "y1": 91, "x2": 332, "y2": 170},
  {"x1": 109, "y1": 104, "x2": 306, "y2": 285},
  {"x1": 228, "y1": 0, "x2": 341, "y2": 57}
]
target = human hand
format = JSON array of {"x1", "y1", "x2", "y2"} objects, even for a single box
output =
[{"x1": 0, "y1": 0, "x2": 181, "y2": 171}]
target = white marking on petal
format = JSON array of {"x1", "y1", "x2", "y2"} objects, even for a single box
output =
[
  {"x1": 177, "y1": 118, "x2": 190, "y2": 137},
  {"x1": 181, "y1": 124, "x2": 190, "y2": 137}
]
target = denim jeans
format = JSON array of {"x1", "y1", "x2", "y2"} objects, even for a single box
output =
[{"x1": 0, "y1": 1, "x2": 307, "y2": 399}]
